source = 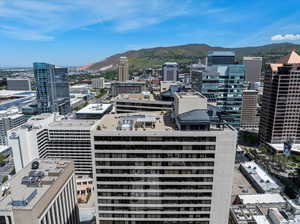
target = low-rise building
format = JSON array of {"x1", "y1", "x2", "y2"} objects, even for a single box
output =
[
  {"x1": 230, "y1": 194, "x2": 300, "y2": 224},
  {"x1": 6, "y1": 78, "x2": 31, "y2": 91},
  {"x1": 240, "y1": 161, "x2": 282, "y2": 193},
  {"x1": 111, "y1": 81, "x2": 146, "y2": 97},
  {"x1": 115, "y1": 92, "x2": 173, "y2": 113},
  {"x1": 0, "y1": 159, "x2": 79, "y2": 224},
  {"x1": 75, "y1": 103, "x2": 112, "y2": 119}
]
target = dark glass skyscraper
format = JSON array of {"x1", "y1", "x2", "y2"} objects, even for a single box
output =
[
  {"x1": 200, "y1": 51, "x2": 245, "y2": 128},
  {"x1": 34, "y1": 62, "x2": 71, "y2": 115}
]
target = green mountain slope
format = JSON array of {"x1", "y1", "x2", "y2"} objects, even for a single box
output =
[{"x1": 81, "y1": 43, "x2": 300, "y2": 71}]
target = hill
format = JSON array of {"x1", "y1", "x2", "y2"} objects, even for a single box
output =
[{"x1": 81, "y1": 43, "x2": 300, "y2": 71}]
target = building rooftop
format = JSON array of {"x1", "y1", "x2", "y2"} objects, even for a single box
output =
[
  {"x1": 276, "y1": 50, "x2": 300, "y2": 64},
  {"x1": 115, "y1": 92, "x2": 172, "y2": 105},
  {"x1": 243, "y1": 57, "x2": 263, "y2": 61},
  {"x1": 76, "y1": 103, "x2": 112, "y2": 115},
  {"x1": 48, "y1": 119, "x2": 95, "y2": 129},
  {"x1": 268, "y1": 143, "x2": 300, "y2": 154},
  {"x1": 230, "y1": 205, "x2": 263, "y2": 223},
  {"x1": 95, "y1": 111, "x2": 232, "y2": 132},
  {"x1": 208, "y1": 51, "x2": 235, "y2": 56},
  {"x1": 240, "y1": 161, "x2": 281, "y2": 193},
  {"x1": 175, "y1": 91, "x2": 207, "y2": 99},
  {"x1": 237, "y1": 193, "x2": 286, "y2": 205},
  {"x1": 0, "y1": 159, "x2": 72, "y2": 211}
]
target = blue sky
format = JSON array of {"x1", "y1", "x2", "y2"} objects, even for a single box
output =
[{"x1": 0, "y1": 0, "x2": 300, "y2": 67}]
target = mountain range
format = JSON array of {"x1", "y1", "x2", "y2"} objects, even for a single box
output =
[{"x1": 81, "y1": 43, "x2": 300, "y2": 71}]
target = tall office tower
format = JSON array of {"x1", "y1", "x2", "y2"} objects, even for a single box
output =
[
  {"x1": 34, "y1": 62, "x2": 71, "y2": 115},
  {"x1": 240, "y1": 90, "x2": 259, "y2": 129},
  {"x1": 259, "y1": 51, "x2": 300, "y2": 144},
  {"x1": 207, "y1": 51, "x2": 235, "y2": 66},
  {"x1": 0, "y1": 108, "x2": 27, "y2": 145},
  {"x1": 92, "y1": 92, "x2": 237, "y2": 224},
  {"x1": 162, "y1": 62, "x2": 179, "y2": 81},
  {"x1": 118, "y1": 56, "x2": 129, "y2": 82},
  {"x1": 0, "y1": 159, "x2": 80, "y2": 224},
  {"x1": 6, "y1": 78, "x2": 32, "y2": 91},
  {"x1": 201, "y1": 64, "x2": 245, "y2": 128},
  {"x1": 243, "y1": 57, "x2": 263, "y2": 82},
  {"x1": 92, "y1": 77, "x2": 105, "y2": 89}
]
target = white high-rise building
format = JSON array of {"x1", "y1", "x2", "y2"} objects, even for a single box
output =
[
  {"x1": 0, "y1": 159, "x2": 79, "y2": 224},
  {"x1": 8, "y1": 113, "x2": 60, "y2": 173},
  {"x1": 92, "y1": 77, "x2": 105, "y2": 89},
  {"x1": 8, "y1": 115, "x2": 94, "y2": 176},
  {"x1": 0, "y1": 108, "x2": 27, "y2": 145},
  {"x1": 162, "y1": 62, "x2": 179, "y2": 81},
  {"x1": 92, "y1": 92, "x2": 237, "y2": 224}
]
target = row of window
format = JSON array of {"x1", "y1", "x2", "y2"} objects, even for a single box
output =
[
  {"x1": 98, "y1": 214, "x2": 210, "y2": 219},
  {"x1": 96, "y1": 177, "x2": 213, "y2": 182},
  {"x1": 96, "y1": 161, "x2": 214, "y2": 167},
  {"x1": 94, "y1": 136, "x2": 216, "y2": 142},
  {"x1": 94, "y1": 145, "x2": 216, "y2": 151},
  {"x1": 97, "y1": 184, "x2": 213, "y2": 190},
  {"x1": 98, "y1": 206, "x2": 211, "y2": 212},
  {"x1": 97, "y1": 192, "x2": 212, "y2": 197},
  {"x1": 96, "y1": 169, "x2": 214, "y2": 175},
  {"x1": 98, "y1": 199, "x2": 211, "y2": 205},
  {"x1": 95, "y1": 153, "x2": 215, "y2": 159}
]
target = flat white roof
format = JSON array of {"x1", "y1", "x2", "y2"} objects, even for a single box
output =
[
  {"x1": 238, "y1": 193, "x2": 286, "y2": 204},
  {"x1": 241, "y1": 161, "x2": 280, "y2": 192},
  {"x1": 268, "y1": 143, "x2": 300, "y2": 153},
  {"x1": 253, "y1": 215, "x2": 271, "y2": 224},
  {"x1": 0, "y1": 145, "x2": 10, "y2": 154},
  {"x1": 76, "y1": 103, "x2": 112, "y2": 115}
]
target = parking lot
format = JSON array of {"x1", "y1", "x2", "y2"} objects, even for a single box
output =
[{"x1": 231, "y1": 166, "x2": 257, "y2": 202}]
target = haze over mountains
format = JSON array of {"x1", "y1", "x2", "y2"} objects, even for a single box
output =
[{"x1": 81, "y1": 43, "x2": 300, "y2": 71}]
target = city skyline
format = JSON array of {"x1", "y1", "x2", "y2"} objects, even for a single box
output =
[{"x1": 0, "y1": 0, "x2": 300, "y2": 67}]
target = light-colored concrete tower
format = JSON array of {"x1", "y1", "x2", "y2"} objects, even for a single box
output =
[
  {"x1": 118, "y1": 56, "x2": 129, "y2": 82},
  {"x1": 92, "y1": 93, "x2": 237, "y2": 224}
]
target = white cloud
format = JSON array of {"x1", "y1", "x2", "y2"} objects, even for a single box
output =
[
  {"x1": 0, "y1": 0, "x2": 192, "y2": 41},
  {"x1": 271, "y1": 34, "x2": 300, "y2": 41}
]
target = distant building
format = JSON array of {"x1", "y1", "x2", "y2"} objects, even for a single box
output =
[
  {"x1": 34, "y1": 62, "x2": 71, "y2": 115},
  {"x1": 75, "y1": 103, "x2": 112, "y2": 119},
  {"x1": 162, "y1": 62, "x2": 178, "y2": 81},
  {"x1": 0, "y1": 108, "x2": 27, "y2": 145},
  {"x1": 111, "y1": 81, "x2": 146, "y2": 97},
  {"x1": 92, "y1": 77, "x2": 105, "y2": 89},
  {"x1": 190, "y1": 63, "x2": 206, "y2": 91},
  {"x1": 92, "y1": 92, "x2": 237, "y2": 224},
  {"x1": 6, "y1": 78, "x2": 31, "y2": 91},
  {"x1": 201, "y1": 64, "x2": 245, "y2": 128},
  {"x1": 243, "y1": 57, "x2": 263, "y2": 83},
  {"x1": 0, "y1": 159, "x2": 79, "y2": 224},
  {"x1": 207, "y1": 51, "x2": 235, "y2": 65},
  {"x1": 259, "y1": 51, "x2": 300, "y2": 144},
  {"x1": 115, "y1": 92, "x2": 173, "y2": 113},
  {"x1": 118, "y1": 56, "x2": 129, "y2": 81},
  {"x1": 240, "y1": 90, "x2": 259, "y2": 129}
]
